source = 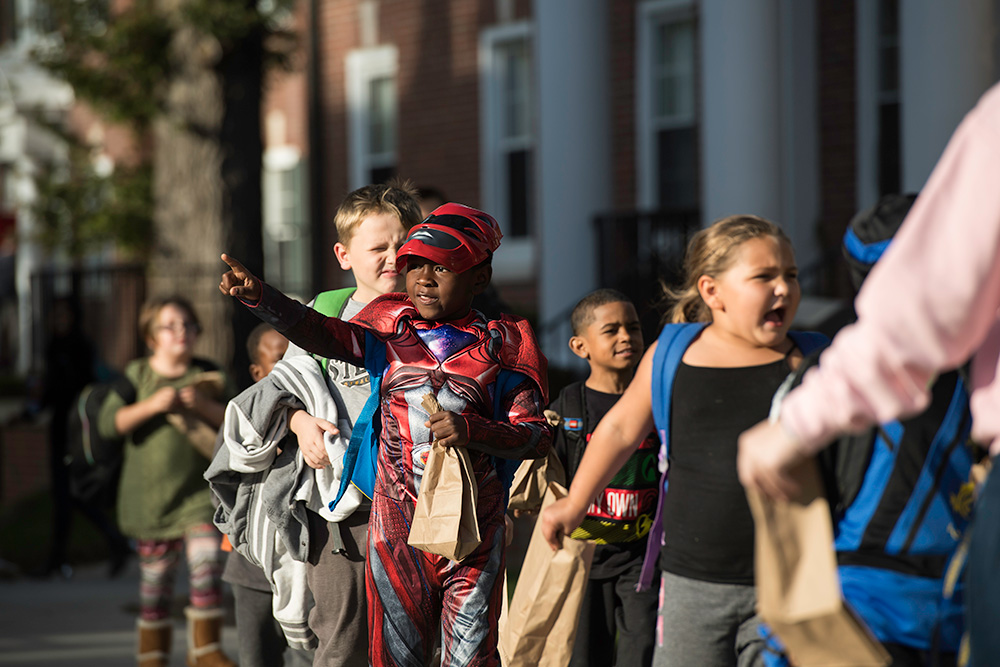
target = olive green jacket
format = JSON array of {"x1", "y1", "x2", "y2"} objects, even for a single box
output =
[{"x1": 98, "y1": 357, "x2": 233, "y2": 540}]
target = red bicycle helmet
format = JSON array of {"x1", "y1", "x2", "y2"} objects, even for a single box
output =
[{"x1": 396, "y1": 203, "x2": 504, "y2": 274}]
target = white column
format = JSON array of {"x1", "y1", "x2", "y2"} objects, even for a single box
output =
[
  {"x1": 535, "y1": 0, "x2": 611, "y2": 366},
  {"x1": 778, "y1": 0, "x2": 819, "y2": 270},
  {"x1": 900, "y1": 0, "x2": 995, "y2": 192},
  {"x1": 700, "y1": 0, "x2": 782, "y2": 225}
]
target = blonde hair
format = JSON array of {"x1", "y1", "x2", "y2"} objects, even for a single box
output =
[
  {"x1": 666, "y1": 215, "x2": 792, "y2": 324},
  {"x1": 334, "y1": 178, "x2": 423, "y2": 248},
  {"x1": 139, "y1": 295, "x2": 201, "y2": 344}
]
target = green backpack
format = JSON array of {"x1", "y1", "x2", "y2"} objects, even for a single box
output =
[{"x1": 311, "y1": 287, "x2": 356, "y2": 374}]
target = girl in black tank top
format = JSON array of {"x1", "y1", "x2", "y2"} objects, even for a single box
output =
[
  {"x1": 540, "y1": 216, "x2": 809, "y2": 667},
  {"x1": 659, "y1": 355, "x2": 793, "y2": 584}
]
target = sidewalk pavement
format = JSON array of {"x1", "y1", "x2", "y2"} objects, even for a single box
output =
[{"x1": 0, "y1": 558, "x2": 239, "y2": 667}]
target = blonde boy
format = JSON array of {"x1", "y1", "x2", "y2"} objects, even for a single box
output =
[{"x1": 284, "y1": 180, "x2": 422, "y2": 667}]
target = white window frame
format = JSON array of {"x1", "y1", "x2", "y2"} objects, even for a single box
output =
[
  {"x1": 262, "y1": 145, "x2": 310, "y2": 296},
  {"x1": 346, "y1": 45, "x2": 398, "y2": 190},
  {"x1": 636, "y1": 0, "x2": 697, "y2": 210},
  {"x1": 479, "y1": 21, "x2": 535, "y2": 281}
]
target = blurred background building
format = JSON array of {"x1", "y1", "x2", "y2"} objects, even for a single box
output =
[{"x1": 1, "y1": 0, "x2": 999, "y2": 379}]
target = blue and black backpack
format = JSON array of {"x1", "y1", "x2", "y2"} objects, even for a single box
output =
[
  {"x1": 758, "y1": 193, "x2": 977, "y2": 662},
  {"x1": 760, "y1": 347, "x2": 974, "y2": 662}
]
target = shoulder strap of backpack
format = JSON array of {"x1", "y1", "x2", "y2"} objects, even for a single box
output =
[
  {"x1": 314, "y1": 288, "x2": 356, "y2": 318},
  {"x1": 110, "y1": 374, "x2": 137, "y2": 405},
  {"x1": 554, "y1": 382, "x2": 588, "y2": 481},
  {"x1": 329, "y1": 331, "x2": 387, "y2": 511},
  {"x1": 491, "y1": 368, "x2": 532, "y2": 503},
  {"x1": 787, "y1": 330, "x2": 830, "y2": 356},
  {"x1": 773, "y1": 337, "x2": 875, "y2": 517},
  {"x1": 312, "y1": 288, "x2": 357, "y2": 374},
  {"x1": 650, "y1": 322, "x2": 707, "y2": 467}
]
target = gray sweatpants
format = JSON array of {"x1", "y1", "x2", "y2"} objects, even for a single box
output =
[
  {"x1": 653, "y1": 570, "x2": 765, "y2": 667},
  {"x1": 306, "y1": 509, "x2": 369, "y2": 667}
]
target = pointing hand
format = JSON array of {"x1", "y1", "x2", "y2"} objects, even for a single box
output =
[{"x1": 219, "y1": 253, "x2": 262, "y2": 303}]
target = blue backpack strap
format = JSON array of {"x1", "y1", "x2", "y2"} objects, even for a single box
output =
[
  {"x1": 787, "y1": 330, "x2": 830, "y2": 356},
  {"x1": 491, "y1": 369, "x2": 529, "y2": 505},
  {"x1": 329, "y1": 332, "x2": 386, "y2": 511},
  {"x1": 638, "y1": 321, "x2": 707, "y2": 591},
  {"x1": 650, "y1": 322, "x2": 707, "y2": 472}
]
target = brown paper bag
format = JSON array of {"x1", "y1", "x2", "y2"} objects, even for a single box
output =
[
  {"x1": 406, "y1": 394, "x2": 482, "y2": 561},
  {"x1": 507, "y1": 409, "x2": 568, "y2": 512},
  {"x1": 507, "y1": 450, "x2": 567, "y2": 512},
  {"x1": 165, "y1": 371, "x2": 225, "y2": 459},
  {"x1": 500, "y1": 482, "x2": 595, "y2": 667},
  {"x1": 747, "y1": 459, "x2": 890, "y2": 667},
  {"x1": 498, "y1": 574, "x2": 511, "y2": 665}
]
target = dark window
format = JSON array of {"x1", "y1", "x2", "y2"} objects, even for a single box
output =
[
  {"x1": 506, "y1": 149, "x2": 531, "y2": 237},
  {"x1": 877, "y1": 0, "x2": 900, "y2": 196},
  {"x1": 369, "y1": 166, "x2": 396, "y2": 185},
  {"x1": 878, "y1": 102, "x2": 900, "y2": 196},
  {"x1": 657, "y1": 127, "x2": 699, "y2": 210}
]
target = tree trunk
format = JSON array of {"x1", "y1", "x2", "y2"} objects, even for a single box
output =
[
  {"x1": 148, "y1": 0, "x2": 264, "y2": 388},
  {"x1": 219, "y1": 10, "x2": 265, "y2": 390}
]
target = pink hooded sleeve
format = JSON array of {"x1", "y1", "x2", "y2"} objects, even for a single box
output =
[{"x1": 781, "y1": 82, "x2": 1000, "y2": 455}]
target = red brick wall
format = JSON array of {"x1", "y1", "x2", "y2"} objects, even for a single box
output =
[
  {"x1": 817, "y1": 0, "x2": 856, "y2": 296},
  {"x1": 395, "y1": 0, "x2": 483, "y2": 209},
  {"x1": 264, "y1": 5, "x2": 310, "y2": 154},
  {"x1": 313, "y1": 1, "x2": 353, "y2": 288},
  {"x1": 311, "y1": 0, "x2": 536, "y2": 289}
]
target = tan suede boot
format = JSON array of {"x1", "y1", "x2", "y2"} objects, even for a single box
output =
[
  {"x1": 136, "y1": 618, "x2": 172, "y2": 667},
  {"x1": 184, "y1": 606, "x2": 237, "y2": 667}
]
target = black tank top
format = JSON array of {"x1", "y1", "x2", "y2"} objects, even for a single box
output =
[{"x1": 659, "y1": 358, "x2": 791, "y2": 585}]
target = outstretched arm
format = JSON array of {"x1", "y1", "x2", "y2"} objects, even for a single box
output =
[
  {"x1": 219, "y1": 253, "x2": 367, "y2": 365},
  {"x1": 540, "y1": 342, "x2": 657, "y2": 549}
]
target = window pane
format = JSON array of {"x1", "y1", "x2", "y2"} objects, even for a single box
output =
[
  {"x1": 501, "y1": 39, "x2": 531, "y2": 141},
  {"x1": 877, "y1": 0, "x2": 899, "y2": 96},
  {"x1": 654, "y1": 20, "x2": 694, "y2": 121},
  {"x1": 263, "y1": 161, "x2": 310, "y2": 295},
  {"x1": 280, "y1": 168, "x2": 301, "y2": 224},
  {"x1": 879, "y1": 44, "x2": 898, "y2": 96},
  {"x1": 506, "y1": 149, "x2": 531, "y2": 237},
  {"x1": 657, "y1": 127, "x2": 698, "y2": 209},
  {"x1": 879, "y1": 0, "x2": 898, "y2": 37},
  {"x1": 368, "y1": 76, "x2": 396, "y2": 155}
]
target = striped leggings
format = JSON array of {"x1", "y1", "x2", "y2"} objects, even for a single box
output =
[{"x1": 136, "y1": 522, "x2": 225, "y2": 621}]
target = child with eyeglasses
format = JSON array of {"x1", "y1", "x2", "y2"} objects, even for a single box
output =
[{"x1": 97, "y1": 295, "x2": 237, "y2": 667}]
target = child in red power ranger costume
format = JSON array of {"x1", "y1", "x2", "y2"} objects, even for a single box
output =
[{"x1": 219, "y1": 203, "x2": 552, "y2": 667}]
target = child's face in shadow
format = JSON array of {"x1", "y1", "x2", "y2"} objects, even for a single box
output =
[
  {"x1": 404, "y1": 255, "x2": 490, "y2": 322},
  {"x1": 148, "y1": 304, "x2": 199, "y2": 358},
  {"x1": 250, "y1": 330, "x2": 289, "y2": 382},
  {"x1": 571, "y1": 301, "x2": 644, "y2": 372},
  {"x1": 703, "y1": 236, "x2": 801, "y2": 348}
]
